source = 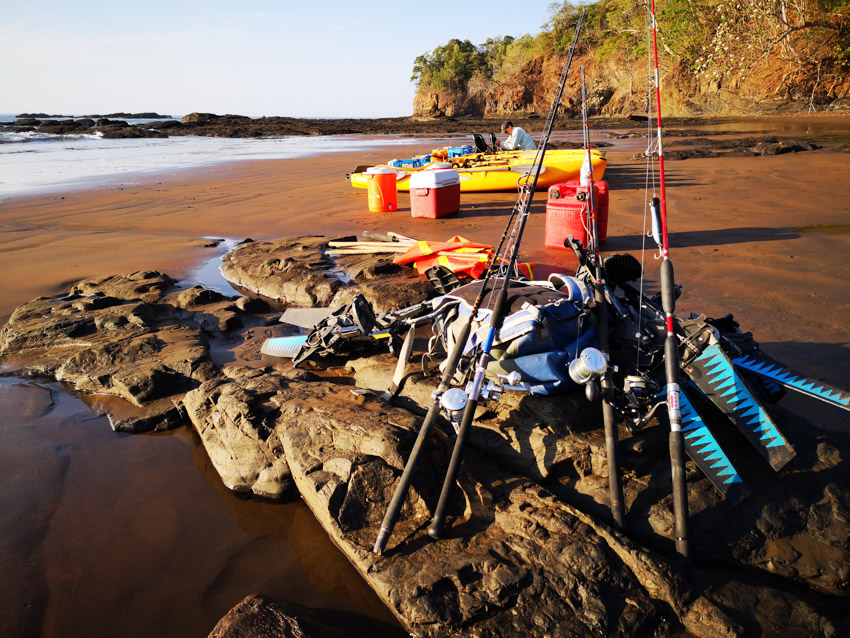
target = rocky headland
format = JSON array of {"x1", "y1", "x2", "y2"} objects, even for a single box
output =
[{"x1": 1, "y1": 237, "x2": 847, "y2": 637}]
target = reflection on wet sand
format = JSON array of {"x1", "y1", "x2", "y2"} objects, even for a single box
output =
[{"x1": 0, "y1": 379, "x2": 404, "y2": 638}]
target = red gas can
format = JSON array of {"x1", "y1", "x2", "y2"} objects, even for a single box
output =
[{"x1": 544, "y1": 180, "x2": 609, "y2": 250}]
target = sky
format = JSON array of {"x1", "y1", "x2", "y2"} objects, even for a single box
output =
[{"x1": 2, "y1": 1, "x2": 565, "y2": 118}]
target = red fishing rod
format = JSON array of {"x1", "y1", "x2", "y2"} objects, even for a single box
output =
[{"x1": 648, "y1": 0, "x2": 689, "y2": 559}]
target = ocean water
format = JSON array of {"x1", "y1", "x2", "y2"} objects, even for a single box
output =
[{"x1": 0, "y1": 129, "x2": 435, "y2": 199}]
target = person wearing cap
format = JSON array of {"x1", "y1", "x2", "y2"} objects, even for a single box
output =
[{"x1": 500, "y1": 121, "x2": 536, "y2": 151}]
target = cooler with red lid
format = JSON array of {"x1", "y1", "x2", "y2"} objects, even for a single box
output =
[{"x1": 409, "y1": 169, "x2": 461, "y2": 218}]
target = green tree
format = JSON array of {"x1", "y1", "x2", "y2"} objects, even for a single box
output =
[
  {"x1": 411, "y1": 39, "x2": 489, "y2": 91},
  {"x1": 480, "y1": 35, "x2": 516, "y2": 75}
]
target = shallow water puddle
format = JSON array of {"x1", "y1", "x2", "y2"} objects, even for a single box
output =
[{"x1": 176, "y1": 236, "x2": 242, "y2": 295}]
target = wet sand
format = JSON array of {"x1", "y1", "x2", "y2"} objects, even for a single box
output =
[
  {"x1": 0, "y1": 379, "x2": 406, "y2": 638},
  {"x1": 1, "y1": 123, "x2": 849, "y2": 636},
  {"x1": 3, "y1": 135, "x2": 847, "y2": 385}
]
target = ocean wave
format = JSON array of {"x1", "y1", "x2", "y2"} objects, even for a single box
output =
[
  {"x1": 0, "y1": 130, "x2": 105, "y2": 144},
  {"x1": 0, "y1": 134, "x2": 441, "y2": 198}
]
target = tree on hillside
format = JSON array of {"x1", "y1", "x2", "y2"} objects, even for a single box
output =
[
  {"x1": 693, "y1": 0, "x2": 850, "y2": 99},
  {"x1": 411, "y1": 39, "x2": 489, "y2": 92},
  {"x1": 410, "y1": 0, "x2": 849, "y2": 113},
  {"x1": 480, "y1": 36, "x2": 516, "y2": 75},
  {"x1": 543, "y1": 0, "x2": 849, "y2": 100}
]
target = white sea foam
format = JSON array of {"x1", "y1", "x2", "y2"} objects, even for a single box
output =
[{"x1": 0, "y1": 133, "x2": 440, "y2": 198}]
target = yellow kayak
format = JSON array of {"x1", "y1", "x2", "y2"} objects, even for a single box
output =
[{"x1": 348, "y1": 149, "x2": 607, "y2": 193}]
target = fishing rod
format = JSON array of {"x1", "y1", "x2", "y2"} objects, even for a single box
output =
[
  {"x1": 647, "y1": 0, "x2": 689, "y2": 559},
  {"x1": 371, "y1": 148, "x2": 537, "y2": 554},
  {"x1": 579, "y1": 66, "x2": 626, "y2": 531},
  {"x1": 372, "y1": 85, "x2": 558, "y2": 557},
  {"x1": 373, "y1": 8, "x2": 587, "y2": 553},
  {"x1": 427, "y1": 7, "x2": 586, "y2": 540},
  {"x1": 374, "y1": 7, "x2": 586, "y2": 554}
]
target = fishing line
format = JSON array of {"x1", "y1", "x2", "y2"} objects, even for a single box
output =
[{"x1": 638, "y1": 0, "x2": 656, "y2": 370}]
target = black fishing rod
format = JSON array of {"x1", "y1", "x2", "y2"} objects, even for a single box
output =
[
  {"x1": 373, "y1": 8, "x2": 586, "y2": 554},
  {"x1": 427, "y1": 8, "x2": 587, "y2": 540},
  {"x1": 372, "y1": 153, "x2": 538, "y2": 554},
  {"x1": 579, "y1": 66, "x2": 627, "y2": 530},
  {"x1": 373, "y1": 9, "x2": 586, "y2": 553},
  {"x1": 647, "y1": 0, "x2": 689, "y2": 559}
]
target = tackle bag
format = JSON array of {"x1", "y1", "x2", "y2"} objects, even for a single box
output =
[{"x1": 435, "y1": 278, "x2": 599, "y2": 395}]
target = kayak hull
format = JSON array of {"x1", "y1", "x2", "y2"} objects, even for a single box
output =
[{"x1": 349, "y1": 149, "x2": 607, "y2": 193}]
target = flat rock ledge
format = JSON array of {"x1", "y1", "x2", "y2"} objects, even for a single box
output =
[
  {"x1": 1, "y1": 254, "x2": 847, "y2": 636},
  {"x1": 221, "y1": 236, "x2": 435, "y2": 313}
]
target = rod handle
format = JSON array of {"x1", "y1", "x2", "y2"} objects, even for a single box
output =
[
  {"x1": 428, "y1": 397, "x2": 479, "y2": 539},
  {"x1": 371, "y1": 322, "x2": 473, "y2": 554}
]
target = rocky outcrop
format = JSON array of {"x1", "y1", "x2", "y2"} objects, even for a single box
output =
[
  {"x1": 0, "y1": 271, "x2": 268, "y2": 431},
  {"x1": 412, "y1": 50, "x2": 850, "y2": 120},
  {"x1": 181, "y1": 112, "x2": 221, "y2": 124},
  {"x1": 351, "y1": 355, "x2": 850, "y2": 599},
  {"x1": 627, "y1": 134, "x2": 824, "y2": 161},
  {"x1": 0, "y1": 112, "x2": 564, "y2": 140},
  {"x1": 182, "y1": 369, "x2": 297, "y2": 499},
  {"x1": 1, "y1": 239, "x2": 847, "y2": 636},
  {"x1": 209, "y1": 594, "x2": 350, "y2": 638},
  {"x1": 263, "y1": 369, "x2": 835, "y2": 637},
  {"x1": 221, "y1": 237, "x2": 435, "y2": 313},
  {"x1": 98, "y1": 126, "x2": 167, "y2": 139}
]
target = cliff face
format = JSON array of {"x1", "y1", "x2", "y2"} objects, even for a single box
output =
[{"x1": 413, "y1": 53, "x2": 850, "y2": 119}]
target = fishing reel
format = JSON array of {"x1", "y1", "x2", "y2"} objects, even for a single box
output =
[
  {"x1": 478, "y1": 371, "x2": 523, "y2": 403},
  {"x1": 619, "y1": 374, "x2": 665, "y2": 433},
  {"x1": 437, "y1": 387, "x2": 468, "y2": 434},
  {"x1": 436, "y1": 370, "x2": 522, "y2": 434},
  {"x1": 568, "y1": 347, "x2": 608, "y2": 402}
]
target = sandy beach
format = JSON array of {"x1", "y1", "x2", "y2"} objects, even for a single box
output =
[
  {"x1": 2, "y1": 132, "x2": 849, "y2": 390},
  {"x1": 1, "y1": 124, "x2": 849, "y2": 636}
]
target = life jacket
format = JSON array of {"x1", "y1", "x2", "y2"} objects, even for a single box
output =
[{"x1": 394, "y1": 236, "x2": 534, "y2": 280}]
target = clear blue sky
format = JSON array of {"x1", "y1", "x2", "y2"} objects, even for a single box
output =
[{"x1": 2, "y1": 1, "x2": 565, "y2": 118}]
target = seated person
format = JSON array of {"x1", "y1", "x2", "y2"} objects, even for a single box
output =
[{"x1": 500, "y1": 121, "x2": 536, "y2": 151}]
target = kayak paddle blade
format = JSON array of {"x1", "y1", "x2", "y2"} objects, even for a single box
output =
[
  {"x1": 279, "y1": 307, "x2": 335, "y2": 329},
  {"x1": 261, "y1": 335, "x2": 308, "y2": 358}
]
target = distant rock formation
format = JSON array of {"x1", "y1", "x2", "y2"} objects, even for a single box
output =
[{"x1": 15, "y1": 112, "x2": 173, "y2": 119}]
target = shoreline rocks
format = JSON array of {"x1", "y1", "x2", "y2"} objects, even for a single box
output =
[
  {"x1": 209, "y1": 594, "x2": 352, "y2": 638},
  {"x1": 1, "y1": 238, "x2": 847, "y2": 637},
  {"x1": 220, "y1": 236, "x2": 435, "y2": 314}
]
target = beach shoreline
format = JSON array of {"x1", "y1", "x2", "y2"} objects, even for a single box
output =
[
  {"x1": 1, "y1": 127, "x2": 849, "y2": 636},
  {"x1": 2, "y1": 130, "x2": 848, "y2": 401},
  {"x1": 2, "y1": 133, "x2": 848, "y2": 375}
]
